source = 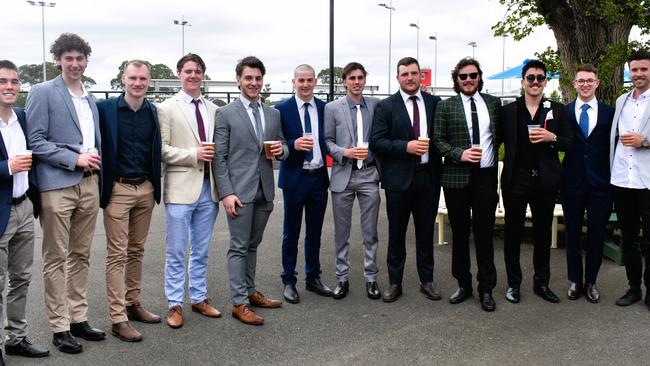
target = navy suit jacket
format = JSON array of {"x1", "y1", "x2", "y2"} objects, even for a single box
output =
[
  {"x1": 369, "y1": 91, "x2": 442, "y2": 191},
  {"x1": 96, "y1": 96, "x2": 162, "y2": 209},
  {"x1": 275, "y1": 96, "x2": 329, "y2": 191},
  {"x1": 0, "y1": 108, "x2": 40, "y2": 237},
  {"x1": 562, "y1": 100, "x2": 614, "y2": 190}
]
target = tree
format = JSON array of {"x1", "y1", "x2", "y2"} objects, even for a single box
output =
[
  {"x1": 317, "y1": 66, "x2": 343, "y2": 85},
  {"x1": 110, "y1": 60, "x2": 177, "y2": 90},
  {"x1": 18, "y1": 62, "x2": 96, "y2": 89},
  {"x1": 492, "y1": 0, "x2": 649, "y2": 104},
  {"x1": 261, "y1": 83, "x2": 272, "y2": 102}
]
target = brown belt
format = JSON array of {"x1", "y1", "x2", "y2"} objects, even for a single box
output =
[{"x1": 115, "y1": 176, "x2": 147, "y2": 185}]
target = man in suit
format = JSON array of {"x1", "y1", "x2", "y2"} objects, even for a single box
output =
[
  {"x1": 159, "y1": 53, "x2": 221, "y2": 329},
  {"x1": 432, "y1": 57, "x2": 500, "y2": 311},
  {"x1": 561, "y1": 64, "x2": 614, "y2": 303},
  {"x1": 609, "y1": 50, "x2": 650, "y2": 309},
  {"x1": 275, "y1": 64, "x2": 332, "y2": 303},
  {"x1": 369, "y1": 56, "x2": 442, "y2": 303},
  {"x1": 214, "y1": 56, "x2": 287, "y2": 325},
  {"x1": 97, "y1": 60, "x2": 162, "y2": 341},
  {"x1": 26, "y1": 33, "x2": 105, "y2": 354},
  {"x1": 0, "y1": 60, "x2": 49, "y2": 363},
  {"x1": 500, "y1": 59, "x2": 573, "y2": 304},
  {"x1": 324, "y1": 62, "x2": 381, "y2": 300}
]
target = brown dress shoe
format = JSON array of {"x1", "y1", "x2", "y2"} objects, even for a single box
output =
[
  {"x1": 126, "y1": 303, "x2": 161, "y2": 324},
  {"x1": 382, "y1": 284, "x2": 402, "y2": 302},
  {"x1": 249, "y1": 291, "x2": 282, "y2": 308},
  {"x1": 420, "y1": 282, "x2": 442, "y2": 300},
  {"x1": 191, "y1": 299, "x2": 222, "y2": 318},
  {"x1": 111, "y1": 321, "x2": 142, "y2": 342},
  {"x1": 166, "y1": 305, "x2": 183, "y2": 329},
  {"x1": 231, "y1": 304, "x2": 263, "y2": 325}
]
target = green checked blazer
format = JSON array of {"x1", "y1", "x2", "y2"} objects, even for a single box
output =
[{"x1": 432, "y1": 93, "x2": 501, "y2": 188}]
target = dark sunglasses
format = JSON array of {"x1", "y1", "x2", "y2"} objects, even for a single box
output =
[
  {"x1": 458, "y1": 72, "x2": 479, "y2": 80},
  {"x1": 525, "y1": 74, "x2": 546, "y2": 83}
]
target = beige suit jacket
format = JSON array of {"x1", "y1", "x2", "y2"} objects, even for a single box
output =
[{"x1": 158, "y1": 91, "x2": 219, "y2": 204}]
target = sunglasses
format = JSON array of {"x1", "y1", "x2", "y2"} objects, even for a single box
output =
[
  {"x1": 458, "y1": 72, "x2": 479, "y2": 80},
  {"x1": 525, "y1": 74, "x2": 546, "y2": 83}
]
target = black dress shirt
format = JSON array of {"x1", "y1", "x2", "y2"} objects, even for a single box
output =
[{"x1": 116, "y1": 95, "x2": 154, "y2": 177}]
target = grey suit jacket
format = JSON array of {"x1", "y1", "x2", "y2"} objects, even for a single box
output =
[
  {"x1": 213, "y1": 98, "x2": 288, "y2": 203},
  {"x1": 324, "y1": 96, "x2": 380, "y2": 192},
  {"x1": 609, "y1": 90, "x2": 650, "y2": 188},
  {"x1": 26, "y1": 75, "x2": 101, "y2": 192}
]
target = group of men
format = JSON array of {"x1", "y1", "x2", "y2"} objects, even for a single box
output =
[{"x1": 0, "y1": 29, "x2": 648, "y2": 363}]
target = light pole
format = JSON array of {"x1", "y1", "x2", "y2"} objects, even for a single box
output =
[
  {"x1": 173, "y1": 16, "x2": 191, "y2": 56},
  {"x1": 429, "y1": 35, "x2": 437, "y2": 92},
  {"x1": 409, "y1": 20, "x2": 420, "y2": 60},
  {"x1": 27, "y1": 1, "x2": 56, "y2": 83},
  {"x1": 501, "y1": 35, "x2": 507, "y2": 96},
  {"x1": 467, "y1": 41, "x2": 477, "y2": 58},
  {"x1": 378, "y1": 2, "x2": 395, "y2": 94}
]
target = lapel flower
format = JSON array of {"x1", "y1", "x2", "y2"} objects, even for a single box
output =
[{"x1": 543, "y1": 100, "x2": 551, "y2": 109}]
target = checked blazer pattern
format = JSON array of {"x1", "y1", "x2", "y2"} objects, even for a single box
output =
[{"x1": 432, "y1": 93, "x2": 501, "y2": 188}]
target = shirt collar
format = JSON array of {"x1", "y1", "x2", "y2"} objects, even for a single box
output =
[
  {"x1": 239, "y1": 94, "x2": 261, "y2": 109},
  {"x1": 295, "y1": 96, "x2": 315, "y2": 110},
  {"x1": 0, "y1": 109, "x2": 18, "y2": 127},
  {"x1": 67, "y1": 82, "x2": 88, "y2": 99},
  {"x1": 118, "y1": 93, "x2": 150, "y2": 112},
  {"x1": 460, "y1": 92, "x2": 481, "y2": 103},
  {"x1": 399, "y1": 89, "x2": 423, "y2": 104},
  {"x1": 179, "y1": 89, "x2": 203, "y2": 104},
  {"x1": 629, "y1": 88, "x2": 650, "y2": 101},
  {"x1": 576, "y1": 97, "x2": 597, "y2": 110},
  {"x1": 346, "y1": 95, "x2": 366, "y2": 109}
]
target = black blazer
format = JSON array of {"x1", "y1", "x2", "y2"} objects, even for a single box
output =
[
  {"x1": 500, "y1": 97, "x2": 574, "y2": 191},
  {"x1": 0, "y1": 108, "x2": 40, "y2": 237},
  {"x1": 561, "y1": 100, "x2": 614, "y2": 190},
  {"x1": 96, "y1": 96, "x2": 162, "y2": 209},
  {"x1": 370, "y1": 91, "x2": 441, "y2": 191}
]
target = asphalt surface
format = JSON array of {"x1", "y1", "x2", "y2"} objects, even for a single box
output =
[{"x1": 9, "y1": 174, "x2": 650, "y2": 366}]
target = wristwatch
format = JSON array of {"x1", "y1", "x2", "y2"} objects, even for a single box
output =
[
  {"x1": 552, "y1": 134, "x2": 558, "y2": 142},
  {"x1": 643, "y1": 136, "x2": 649, "y2": 149}
]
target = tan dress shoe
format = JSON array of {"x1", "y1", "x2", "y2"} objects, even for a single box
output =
[
  {"x1": 111, "y1": 321, "x2": 142, "y2": 342},
  {"x1": 127, "y1": 303, "x2": 161, "y2": 323},
  {"x1": 191, "y1": 299, "x2": 222, "y2": 318},
  {"x1": 249, "y1": 291, "x2": 282, "y2": 308},
  {"x1": 231, "y1": 304, "x2": 263, "y2": 325},
  {"x1": 166, "y1": 305, "x2": 183, "y2": 329}
]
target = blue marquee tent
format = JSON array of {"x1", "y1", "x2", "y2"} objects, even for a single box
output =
[{"x1": 488, "y1": 59, "x2": 631, "y2": 81}]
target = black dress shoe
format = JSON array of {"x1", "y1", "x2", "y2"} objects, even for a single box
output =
[
  {"x1": 533, "y1": 285, "x2": 560, "y2": 303},
  {"x1": 70, "y1": 321, "x2": 106, "y2": 341},
  {"x1": 333, "y1": 281, "x2": 349, "y2": 299},
  {"x1": 382, "y1": 284, "x2": 402, "y2": 302},
  {"x1": 306, "y1": 278, "x2": 333, "y2": 297},
  {"x1": 584, "y1": 283, "x2": 600, "y2": 303},
  {"x1": 283, "y1": 284, "x2": 300, "y2": 304},
  {"x1": 419, "y1": 282, "x2": 442, "y2": 301},
  {"x1": 567, "y1": 282, "x2": 582, "y2": 300},
  {"x1": 615, "y1": 288, "x2": 642, "y2": 306},
  {"x1": 449, "y1": 287, "x2": 473, "y2": 304},
  {"x1": 366, "y1": 281, "x2": 381, "y2": 300},
  {"x1": 5, "y1": 338, "x2": 49, "y2": 358},
  {"x1": 505, "y1": 287, "x2": 520, "y2": 303},
  {"x1": 52, "y1": 331, "x2": 82, "y2": 354},
  {"x1": 480, "y1": 292, "x2": 496, "y2": 312}
]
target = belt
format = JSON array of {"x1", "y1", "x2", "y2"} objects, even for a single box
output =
[
  {"x1": 12, "y1": 194, "x2": 27, "y2": 205},
  {"x1": 301, "y1": 168, "x2": 323, "y2": 175},
  {"x1": 115, "y1": 176, "x2": 147, "y2": 185},
  {"x1": 352, "y1": 161, "x2": 376, "y2": 170},
  {"x1": 83, "y1": 170, "x2": 98, "y2": 178},
  {"x1": 414, "y1": 163, "x2": 430, "y2": 172}
]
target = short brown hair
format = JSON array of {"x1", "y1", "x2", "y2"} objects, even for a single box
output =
[
  {"x1": 124, "y1": 59, "x2": 151, "y2": 72},
  {"x1": 236, "y1": 56, "x2": 266, "y2": 77},
  {"x1": 575, "y1": 63, "x2": 597, "y2": 76},
  {"x1": 451, "y1": 57, "x2": 484, "y2": 94},
  {"x1": 396, "y1": 57, "x2": 419, "y2": 74},
  {"x1": 176, "y1": 53, "x2": 206, "y2": 73},
  {"x1": 0, "y1": 60, "x2": 18, "y2": 72},
  {"x1": 342, "y1": 62, "x2": 367, "y2": 80},
  {"x1": 50, "y1": 33, "x2": 92, "y2": 59}
]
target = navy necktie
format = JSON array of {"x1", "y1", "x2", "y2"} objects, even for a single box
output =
[
  {"x1": 579, "y1": 104, "x2": 590, "y2": 138},
  {"x1": 304, "y1": 103, "x2": 313, "y2": 162}
]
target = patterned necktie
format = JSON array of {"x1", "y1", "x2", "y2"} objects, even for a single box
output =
[
  {"x1": 470, "y1": 97, "x2": 480, "y2": 145},
  {"x1": 250, "y1": 102, "x2": 263, "y2": 147},
  {"x1": 356, "y1": 105, "x2": 363, "y2": 169},
  {"x1": 304, "y1": 103, "x2": 313, "y2": 162},
  {"x1": 579, "y1": 103, "x2": 590, "y2": 138}
]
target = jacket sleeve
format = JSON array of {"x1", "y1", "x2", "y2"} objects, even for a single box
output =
[{"x1": 369, "y1": 101, "x2": 409, "y2": 158}]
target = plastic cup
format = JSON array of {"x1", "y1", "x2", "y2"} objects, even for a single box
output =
[
  {"x1": 357, "y1": 142, "x2": 369, "y2": 160},
  {"x1": 264, "y1": 141, "x2": 278, "y2": 159}
]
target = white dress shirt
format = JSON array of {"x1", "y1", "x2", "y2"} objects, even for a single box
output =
[
  {"x1": 461, "y1": 92, "x2": 494, "y2": 168},
  {"x1": 0, "y1": 110, "x2": 29, "y2": 198},
  {"x1": 179, "y1": 89, "x2": 211, "y2": 142},
  {"x1": 295, "y1": 97, "x2": 323, "y2": 169},
  {"x1": 239, "y1": 94, "x2": 265, "y2": 137},
  {"x1": 68, "y1": 84, "x2": 96, "y2": 151},
  {"x1": 611, "y1": 89, "x2": 650, "y2": 189},
  {"x1": 399, "y1": 89, "x2": 429, "y2": 163},
  {"x1": 574, "y1": 97, "x2": 598, "y2": 136}
]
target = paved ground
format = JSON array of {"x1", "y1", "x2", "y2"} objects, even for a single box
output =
[{"x1": 9, "y1": 176, "x2": 650, "y2": 366}]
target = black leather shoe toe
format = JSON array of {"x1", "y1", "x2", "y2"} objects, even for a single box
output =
[
  {"x1": 615, "y1": 288, "x2": 642, "y2": 306},
  {"x1": 505, "y1": 287, "x2": 520, "y2": 303},
  {"x1": 52, "y1": 331, "x2": 82, "y2": 354},
  {"x1": 366, "y1": 281, "x2": 381, "y2": 300},
  {"x1": 533, "y1": 285, "x2": 560, "y2": 303},
  {"x1": 480, "y1": 292, "x2": 496, "y2": 312},
  {"x1": 283, "y1": 284, "x2": 300, "y2": 304},
  {"x1": 5, "y1": 338, "x2": 49, "y2": 358},
  {"x1": 449, "y1": 287, "x2": 473, "y2": 304},
  {"x1": 333, "y1": 281, "x2": 349, "y2": 299},
  {"x1": 306, "y1": 278, "x2": 333, "y2": 297},
  {"x1": 70, "y1": 321, "x2": 105, "y2": 341}
]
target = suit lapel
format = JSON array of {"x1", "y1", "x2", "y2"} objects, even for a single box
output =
[
  {"x1": 339, "y1": 98, "x2": 356, "y2": 143},
  {"x1": 54, "y1": 76, "x2": 81, "y2": 132},
  {"x1": 566, "y1": 101, "x2": 586, "y2": 142},
  {"x1": 109, "y1": 98, "x2": 119, "y2": 152},
  {"x1": 174, "y1": 93, "x2": 200, "y2": 143},
  {"x1": 394, "y1": 92, "x2": 414, "y2": 139},
  {"x1": 235, "y1": 99, "x2": 259, "y2": 144}
]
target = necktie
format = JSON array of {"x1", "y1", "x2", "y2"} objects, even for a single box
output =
[
  {"x1": 304, "y1": 103, "x2": 313, "y2": 162},
  {"x1": 409, "y1": 96, "x2": 421, "y2": 163},
  {"x1": 250, "y1": 102, "x2": 263, "y2": 147},
  {"x1": 356, "y1": 105, "x2": 364, "y2": 169},
  {"x1": 579, "y1": 103, "x2": 590, "y2": 138},
  {"x1": 470, "y1": 97, "x2": 480, "y2": 145},
  {"x1": 191, "y1": 99, "x2": 209, "y2": 177}
]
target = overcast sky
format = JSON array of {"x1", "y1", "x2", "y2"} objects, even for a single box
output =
[{"x1": 6, "y1": 0, "x2": 647, "y2": 96}]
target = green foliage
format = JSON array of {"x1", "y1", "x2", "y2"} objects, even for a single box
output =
[
  {"x1": 317, "y1": 67, "x2": 343, "y2": 85},
  {"x1": 491, "y1": 0, "x2": 545, "y2": 40},
  {"x1": 18, "y1": 62, "x2": 96, "y2": 89}
]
